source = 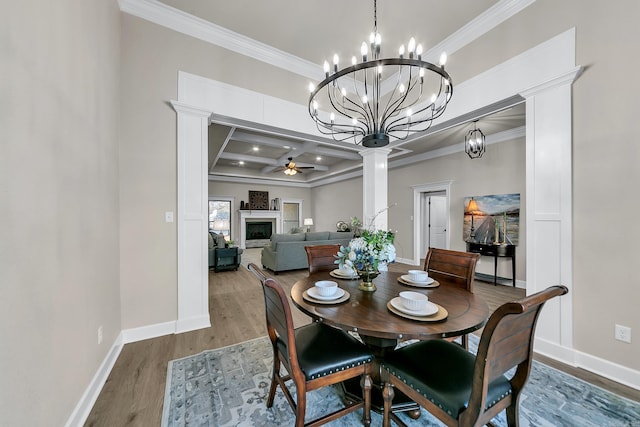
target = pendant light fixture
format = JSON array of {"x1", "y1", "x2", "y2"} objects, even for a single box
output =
[
  {"x1": 465, "y1": 121, "x2": 486, "y2": 159},
  {"x1": 307, "y1": 0, "x2": 453, "y2": 148}
]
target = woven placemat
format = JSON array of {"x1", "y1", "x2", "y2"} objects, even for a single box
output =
[
  {"x1": 397, "y1": 276, "x2": 440, "y2": 288},
  {"x1": 387, "y1": 300, "x2": 448, "y2": 322},
  {"x1": 303, "y1": 289, "x2": 351, "y2": 305}
]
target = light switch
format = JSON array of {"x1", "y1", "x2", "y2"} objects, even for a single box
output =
[{"x1": 165, "y1": 211, "x2": 174, "y2": 223}]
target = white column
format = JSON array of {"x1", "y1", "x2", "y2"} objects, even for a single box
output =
[
  {"x1": 171, "y1": 101, "x2": 212, "y2": 333},
  {"x1": 360, "y1": 147, "x2": 391, "y2": 230},
  {"x1": 521, "y1": 69, "x2": 579, "y2": 358}
]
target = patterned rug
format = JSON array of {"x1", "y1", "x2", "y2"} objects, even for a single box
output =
[{"x1": 161, "y1": 336, "x2": 640, "y2": 426}]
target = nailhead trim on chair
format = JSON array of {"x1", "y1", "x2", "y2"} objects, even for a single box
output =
[
  {"x1": 384, "y1": 367, "x2": 512, "y2": 416},
  {"x1": 384, "y1": 366, "x2": 512, "y2": 416},
  {"x1": 308, "y1": 358, "x2": 373, "y2": 380}
]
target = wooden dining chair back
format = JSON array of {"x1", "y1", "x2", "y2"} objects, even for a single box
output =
[
  {"x1": 423, "y1": 248, "x2": 480, "y2": 349},
  {"x1": 423, "y1": 247, "x2": 480, "y2": 291},
  {"x1": 247, "y1": 263, "x2": 374, "y2": 427},
  {"x1": 248, "y1": 261, "x2": 268, "y2": 284},
  {"x1": 305, "y1": 244, "x2": 341, "y2": 274},
  {"x1": 381, "y1": 285, "x2": 569, "y2": 427}
]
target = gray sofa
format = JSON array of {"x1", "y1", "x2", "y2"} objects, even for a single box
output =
[{"x1": 261, "y1": 231, "x2": 352, "y2": 273}]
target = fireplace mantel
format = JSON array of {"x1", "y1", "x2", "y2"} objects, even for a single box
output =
[{"x1": 238, "y1": 210, "x2": 281, "y2": 249}]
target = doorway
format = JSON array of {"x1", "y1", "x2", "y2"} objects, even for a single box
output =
[
  {"x1": 420, "y1": 192, "x2": 448, "y2": 256},
  {"x1": 412, "y1": 181, "x2": 451, "y2": 265}
]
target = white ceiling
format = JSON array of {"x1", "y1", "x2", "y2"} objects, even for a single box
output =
[{"x1": 143, "y1": 0, "x2": 528, "y2": 184}]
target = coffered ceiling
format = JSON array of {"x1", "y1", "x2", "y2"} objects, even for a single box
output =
[{"x1": 125, "y1": 1, "x2": 530, "y2": 185}]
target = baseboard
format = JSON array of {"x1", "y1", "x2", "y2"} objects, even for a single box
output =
[
  {"x1": 64, "y1": 333, "x2": 124, "y2": 427},
  {"x1": 175, "y1": 314, "x2": 211, "y2": 334},
  {"x1": 535, "y1": 336, "x2": 640, "y2": 391},
  {"x1": 121, "y1": 320, "x2": 178, "y2": 344}
]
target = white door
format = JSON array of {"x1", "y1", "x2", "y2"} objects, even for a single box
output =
[
  {"x1": 429, "y1": 196, "x2": 447, "y2": 249},
  {"x1": 420, "y1": 193, "x2": 448, "y2": 256}
]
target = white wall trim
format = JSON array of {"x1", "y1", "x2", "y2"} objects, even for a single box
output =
[
  {"x1": 118, "y1": 0, "x2": 321, "y2": 80},
  {"x1": 121, "y1": 320, "x2": 177, "y2": 344},
  {"x1": 535, "y1": 337, "x2": 640, "y2": 391},
  {"x1": 119, "y1": 0, "x2": 535, "y2": 84},
  {"x1": 171, "y1": 101, "x2": 213, "y2": 333},
  {"x1": 425, "y1": 0, "x2": 536, "y2": 63},
  {"x1": 64, "y1": 334, "x2": 124, "y2": 427},
  {"x1": 411, "y1": 181, "x2": 453, "y2": 266}
]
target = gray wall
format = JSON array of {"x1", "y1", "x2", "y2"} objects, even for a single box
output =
[
  {"x1": 1, "y1": 1, "x2": 121, "y2": 425},
  {"x1": 3, "y1": 1, "x2": 640, "y2": 424}
]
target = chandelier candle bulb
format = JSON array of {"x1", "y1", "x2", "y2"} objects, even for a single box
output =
[{"x1": 440, "y1": 52, "x2": 447, "y2": 66}]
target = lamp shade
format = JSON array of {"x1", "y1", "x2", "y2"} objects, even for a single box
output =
[
  {"x1": 467, "y1": 198, "x2": 479, "y2": 213},
  {"x1": 303, "y1": 218, "x2": 314, "y2": 226}
]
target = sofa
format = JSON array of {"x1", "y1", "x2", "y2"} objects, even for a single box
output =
[{"x1": 261, "y1": 231, "x2": 353, "y2": 273}]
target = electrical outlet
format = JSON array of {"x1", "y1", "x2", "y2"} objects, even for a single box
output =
[
  {"x1": 165, "y1": 211, "x2": 174, "y2": 223},
  {"x1": 98, "y1": 326, "x2": 103, "y2": 344},
  {"x1": 615, "y1": 324, "x2": 631, "y2": 343}
]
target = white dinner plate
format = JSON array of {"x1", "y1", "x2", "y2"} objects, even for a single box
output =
[
  {"x1": 307, "y1": 287, "x2": 346, "y2": 301},
  {"x1": 331, "y1": 269, "x2": 358, "y2": 278},
  {"x1": 389, "y1": 297, "x2": 439, "y2": 316},
  {"x1": 400, "y1": 274, "x2": 435, "y2": 285}
]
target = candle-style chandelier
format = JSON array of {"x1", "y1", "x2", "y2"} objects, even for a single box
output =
[{"x1": 308, "y1": 0, "x2": 453, "y2": 148}]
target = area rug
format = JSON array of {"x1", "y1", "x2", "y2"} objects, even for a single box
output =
[{"x1": 162, "y1": 336, "x2": 640, "y2": 426}]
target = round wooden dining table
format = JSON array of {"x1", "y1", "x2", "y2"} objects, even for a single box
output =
[
  {"x1": 291, "y1": 270, "x2": 490, "y2": 415},
  {"x1": 291, "y1": 270, "x2": 489, "y2": 346}
]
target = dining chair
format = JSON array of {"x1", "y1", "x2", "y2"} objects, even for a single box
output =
[
  {"x1": 423, "y1": 247, "x2": 480, "y2": 349},
  {"x1": 381, "y1": 285, "x2": 569, "y2": 427},
  {"x1": 423, "y1": 247, "x2": 480, "y2": 291},
  {"x1": 305, "y1": 244, "x2": 341, "y2": 274},
  {"x1": 247, "y1": 262, "x2": 374, "y2": 427}
]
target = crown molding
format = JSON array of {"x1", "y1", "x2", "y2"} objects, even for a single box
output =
[
  {"x1": 424, "y1": 0, "x2": 536, "y2": 64},
  {"x1": 120, "y1": 0, "x2": 534, "y2": 84},
  {"x1": 118, "y1": 0, "x2": 322, "y2": 80}
]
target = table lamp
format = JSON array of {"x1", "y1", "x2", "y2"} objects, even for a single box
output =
[{"x1": 303, "y1": 218, "x2": 314, "y2": 232}]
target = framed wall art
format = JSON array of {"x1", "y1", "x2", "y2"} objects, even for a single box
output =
[
  {"x1": 248, "y1": 190, "x2": 270, "y2": 210},
  {"x1": 463, "y1": 193, "x2": 520, "y2": 245}
]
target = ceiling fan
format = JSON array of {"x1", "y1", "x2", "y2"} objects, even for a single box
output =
[{"x1": 275, "y1": 157, "x2": 314, "y2": 176}]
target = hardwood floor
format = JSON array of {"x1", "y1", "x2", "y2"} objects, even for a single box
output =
[{"x1": 85, "y1": 259, "x2": 638, "y2": 426}]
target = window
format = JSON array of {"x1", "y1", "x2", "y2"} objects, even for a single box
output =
[
  {"x1": 282, "y1": 199, "x2": 303, "y2": 233},
  {"x1": 209, "y1": 198, "x2": 232, "y2": 240}
]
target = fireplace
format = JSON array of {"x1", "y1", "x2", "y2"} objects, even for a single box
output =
[
  {"x1": 246, "y1": 222, "x2": 272, "y2": 240},
  {"x1": 239, "y1": 210, "x2": 281, "y2": 249}
]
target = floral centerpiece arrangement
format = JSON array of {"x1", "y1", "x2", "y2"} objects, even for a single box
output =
[{"x1": 336, "y1": 216, "x2": 396, "y2": 291}]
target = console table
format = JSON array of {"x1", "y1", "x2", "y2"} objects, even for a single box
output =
[{"x1": 466, "y1": 242, "x2": 516, "y2": 287}]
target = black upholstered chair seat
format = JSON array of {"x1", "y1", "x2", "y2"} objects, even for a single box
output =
[
  {"x1": 278, "y1": 322, "x2": 373, "y2": 380},
  {"x1": 382, "y1": 340, "x2": 512, "y2": 417}
]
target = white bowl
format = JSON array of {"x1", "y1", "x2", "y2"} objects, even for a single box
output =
[
  {"x1": 399, "y1": 291, "x2": 428, "y2": 311},
  {"x1": 338, "y1": 266, "x2": 355, "y2": 276},
  {"x1": 408, "y1": 269, "x2": 428, "y2": 282},
  {"x1": 315, "y1": 280, "x2": 338, "y2": 297}
]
